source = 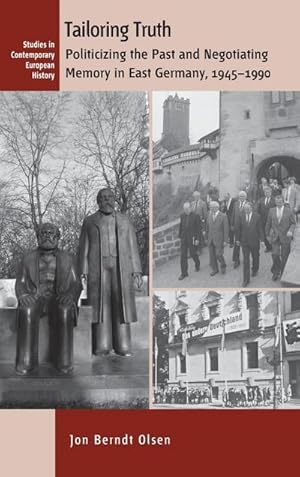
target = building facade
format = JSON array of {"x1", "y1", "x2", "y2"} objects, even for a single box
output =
[
  {"x1": 219, "y1": 91, "x2": 300, "y2": 196},
  {"x1": 166, "y1": 290, "x2": 300, "y2": 399}
]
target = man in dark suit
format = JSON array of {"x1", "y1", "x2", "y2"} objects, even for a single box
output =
[
  {"x1": 235, "y1": 202, "x2": 264, "y2": 287},
  {"x1": 231, "y1": 190, "x2": 247, "y2": 268},
  {"x1": 243, "y1": 179, "x2": 257, "y2": 203},
  {"x1": 256, "y1": 186, "x2": 275, "y2": 252},
  {"x1": 257, "y1": 177, "x2": 269, "y2": 200},
  {"x1": 178, "y1": 202, "x2": 201, "y2": 280},
  {"x1": 265, "y1": 195, "x2": 296, "y2": 280},
  {"x1": 15, "y1": 223, "x2": 82, "y2": 375},
  {"x1": 207, "y1": 201, "x2": 229, "y2": 276},
  {"x1": 221, "y1": 193, "x2": 236, "y2": 247},
  {"x1": 190, "y1": 190, "x2": 208, "y2": 250}
]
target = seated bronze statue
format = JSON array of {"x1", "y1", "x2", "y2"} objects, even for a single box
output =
[{"x1": 15, "y1": 223, "x2": 82, "y2": 376}]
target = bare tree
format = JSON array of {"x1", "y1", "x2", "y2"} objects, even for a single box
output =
[
  {"x1": 47, "y1": 173, "x2": 98, "y2": 253},
  {"x1": 74, "y1": 91, "x2": 149, "y2": 212},
  {"x1": 0, "y1": 92, "x2": 70, "y2": 236},
  {"x1": 73, "y1": 92, "x2": 149, "y2": 273}
]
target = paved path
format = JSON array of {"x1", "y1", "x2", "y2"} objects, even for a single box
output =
[{"x1": 153, "y1": 243, "x2": 285, "y2": 289}]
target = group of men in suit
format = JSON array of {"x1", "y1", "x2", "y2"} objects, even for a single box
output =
[{"x1": 178, "y1": 176, "x2": 299, "y2": 286}]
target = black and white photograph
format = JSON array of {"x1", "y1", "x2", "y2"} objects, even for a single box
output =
[
  {"x1": 0, "y1": 91, "x2": 149, "y2": 408},
  {"x1": 153, "y1": 289, "x2": 300, "y2": 409},
  {"x1": 153, "y1": 91, "x2": 300, "y2": 288}
]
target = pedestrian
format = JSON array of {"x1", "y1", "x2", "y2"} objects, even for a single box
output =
[
  {"x1": 256, "y1": 186, "x2": 275, "y2": 252},
  {"x1": 265, "y1": 195, "x2": 296, "y2": 280},
  {"x1": 231, "y1": 191, "x2": 247, "y2": 268},
  {"x1": 235, "y1": 202, "x2": 264, "y2": 287},
  {"x1": 178, "y1": 202, "x2": 202, "y2": 280},
  {"x1": 207, "y1": 201, "x2": 229, "y2": 276},
  {"x1": 221, "y1": 192, "x2": 236, "y2": 247},
  {"x1": 190, "y1": 190, "x2": 208, "y2": 250}
]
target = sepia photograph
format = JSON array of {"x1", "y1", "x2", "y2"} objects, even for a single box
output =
[
  {"x1": 153, "y1": 289, "x2": 300, "y2": 409},
  {"x1": 153, "y1": 91, "x2": 300, "y2": 288},
  {"x1": 0, "y1": 91, "x2": 149, "y2": 408}
]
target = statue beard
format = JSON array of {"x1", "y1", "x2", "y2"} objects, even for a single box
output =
[
  {"x1": 39, "y1": 238, "x2": 58, "y2": 251},
  {"x1": 99, "y1": 203, "x2": 114, "y2": 214}
]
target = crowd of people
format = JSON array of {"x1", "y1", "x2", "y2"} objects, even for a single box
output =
[
  {"x1": 153, "y1": 386, "x2": 212, "y2": 405},
  {"x1": 153, "y1": 384, "x2": 293, "y2": 407},
  {"x1": 178, "y1": 175, "x2": 300, "y2": 286}
]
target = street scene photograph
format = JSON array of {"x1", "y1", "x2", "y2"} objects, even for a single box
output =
[
  {"x1": 0, "y1": 91, "x2": 149, "y2": 408},
  {"x1": 153, "y1": 91, "x2": 300, "y2": 288},
  {"x1": 152, "y1": 290, "x2": 300, "y2": 409}
]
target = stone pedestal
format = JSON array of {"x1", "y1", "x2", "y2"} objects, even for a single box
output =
[{"x1": 0, "y1": 297, "x2": 149, "y2": 407}]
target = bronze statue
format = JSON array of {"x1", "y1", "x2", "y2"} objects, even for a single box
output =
[
  {"x1": 15, "y1": 223, "x2": 82, "y2": 375},
  {"x1": 79, "y1": 188, "x2": 143, "y2": 356}
]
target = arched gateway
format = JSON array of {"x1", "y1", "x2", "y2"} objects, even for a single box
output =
[{"x1": 255, "y1": 156, "x2": 300, "y2": 185}]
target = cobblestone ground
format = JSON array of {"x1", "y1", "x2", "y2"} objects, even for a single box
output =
[{"x1": 153, "y1": 243, "x2": 287, "y2": 289}]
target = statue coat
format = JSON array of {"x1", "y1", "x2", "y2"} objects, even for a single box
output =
[
  {"x1": 78, "y1": 211, "x2": 142, "y2": 324},
  {"x1": 15, "y1": 249, "x2": 82, "y2": 324}
]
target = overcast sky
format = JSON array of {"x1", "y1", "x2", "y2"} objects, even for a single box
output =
[{"x1": 152, "y1": 91, "x2": 220, "y2": 144}]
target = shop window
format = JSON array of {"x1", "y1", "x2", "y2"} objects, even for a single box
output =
[
  {"x1": 291, "y1": 292, "x2": 300, "y2": 312},
  {"x1": 209, "y1": 347, "x2": 219, "y2": 371},
  {"x1": 271, "y1": 91, "x2": 280, "y2": 104},
  {"x1": 246, "y1": 342, "x2": 258, "y2": 369},
  {"x1": 177, "y1": 352, "x2": 186, "y2": 374}
]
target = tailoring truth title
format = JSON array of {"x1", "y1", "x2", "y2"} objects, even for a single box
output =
[{"x1": 64, "y1": 20, "x2": 172, "y2": 42}]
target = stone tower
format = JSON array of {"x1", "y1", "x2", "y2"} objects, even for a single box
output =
[{"x1": 162, "y1": 93, "x2": 190, "y2": 151}]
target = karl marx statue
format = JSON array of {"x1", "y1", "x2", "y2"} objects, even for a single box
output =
[
  {"x1": 79, "y1": 188, "x2": 143, "y2": 356},
  {"x1": 15, "y1": 223, "x2": 82, "y2": 375}
]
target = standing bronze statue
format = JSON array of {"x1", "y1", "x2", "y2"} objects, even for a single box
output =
[
  {"x1": 15, "y1": 223, "x2": 82, "y2": 375},
  {"x1": 79, "y1": 188, "x2": 143, "y2": 356}
]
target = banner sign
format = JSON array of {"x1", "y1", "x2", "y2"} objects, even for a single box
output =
[{"x1": 178, "y1": 310, "x2": 249, "y2": 340}]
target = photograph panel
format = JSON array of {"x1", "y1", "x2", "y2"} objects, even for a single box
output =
[
  {"x1": 153, "y1": 289, "x2": 300, "y2": 409},
  {"x1": 0, "y1": 91, "x2": 149, "y2": 408},
  {"x1": 153, "y1": 91, "x2": 300, "y2": 288}
]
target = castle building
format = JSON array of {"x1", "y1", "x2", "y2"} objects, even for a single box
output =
[
  {"x1": 154, "y1": 92, "x2": 300, "y2": 198},
  {"x1": 162, "y1": 93, "x2": 190, "y2": 151},
  {"x1": 219, "y1": 91, "x2": 300, "y2": 196}
]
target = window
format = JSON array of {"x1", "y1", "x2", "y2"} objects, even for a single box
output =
[
  {"x1": 285, "y1": 91, "x2": 294, "y2": 102},
  {"x1": 246, "y1": 293, "x2": 259, "y2": 329},
  {"x1": 178, "y1": 311, "x2": 187, "y2": 327},
  {"x1": 291, "y1": 292, "x2": 300, "y2": 312},
  {"x1": 244, "y1": 109, "x2": 251, "y2": 119},
  {"x1": 246, "y1": 342, "x2": 258, "y2": 369},
  {"x1": 208, "y1": 304, "x2": 218, "y2": 319},
  {"x1": 271, "y1": 91, "x2": 280, "y2": 104},
  {"x1": 178, "y1": 353, "x2": 186, "y2": 374},
  {"x1": 209, "y1": 347, "x2": 219, "y2": 371}
]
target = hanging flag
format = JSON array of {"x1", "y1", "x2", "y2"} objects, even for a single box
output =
[
  {"x1": 154, "y1": 337, "x2": 158, "y2": 357},
  {"x1": 182, "y1": 329, "x2": 188, "y2": 356},
  {"x1": 274, "y1": 316, "x2": 281, "y2": 349},
  {"x1": 220, "y1": 319, "x2": 226, "y2": 351}
]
